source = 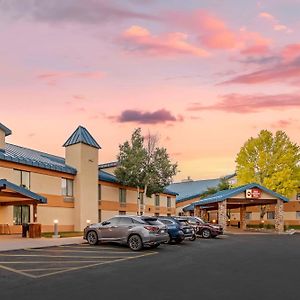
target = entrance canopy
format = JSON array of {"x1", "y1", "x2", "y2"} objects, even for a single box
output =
[
  {"x1": 185, "y1": 183, "x2": 289, "y2": 212},
  {"x1": 0, "y1": 179, "x2": 47, "y2": 206}
]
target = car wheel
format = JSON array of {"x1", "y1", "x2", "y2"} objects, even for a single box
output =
[
  {"x1": 128, "y1": 234, "x2": 143, "y2": 251},
  {"x1": 175, "y1": 237, "x2": 184, "y2": 244},
  {"x1": 201, "y1": 229, "x2": 211, "y2": 239},
  {"x1": 189, "y1": 234, "x2": 196, "y2": 241},
  {"x1": 86, "y1": 231, "x2": 98, "y2": 245}
]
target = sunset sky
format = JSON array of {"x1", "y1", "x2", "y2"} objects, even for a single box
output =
[{"x1": 1, "y1": 0, "x2": 300, "y2": 181}]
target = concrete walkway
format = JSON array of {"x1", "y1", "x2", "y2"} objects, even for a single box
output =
[{"x1": 0, "y1": 235, "x2": 85, "y2": 252}]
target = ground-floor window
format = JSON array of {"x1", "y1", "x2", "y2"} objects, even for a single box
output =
[
  {"x1": 245, "y1": 212, "x2": 252, "y2": 220},
  {"x1": 119, "y1": 211, "x2": 126, "y2": 215},
  {"x1": 13, "y1": 205, "x2": 30, "y2": 225},
  {"x1": 267, "y1": 211, "x2": 275, "y2": 220},
  {"x1": 296, "y1": 211, "x2": 300, "y2": 219}
]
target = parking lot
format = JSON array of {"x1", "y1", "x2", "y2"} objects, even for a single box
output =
[{"x1": 1, "y1": 235, "x2": 300, "y2": 300}]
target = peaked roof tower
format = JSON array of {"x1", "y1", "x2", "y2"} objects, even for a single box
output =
[
  {"x1": 0, "y1": 123, "x2": 12, "y2": 136},
  {"x1": 63, "y1": 126, "x2": 101, "y2": 149}
]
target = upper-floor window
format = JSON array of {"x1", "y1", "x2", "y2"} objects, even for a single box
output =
[
  {"x1": 62, "y1": 178, "x2": 74, "y2": 197},
  {"x1": 155, "y1": 194, "x2": 160, "y2": 207},
  {"x1": 245, "y1": 212, "x2": 252, "y2": 220},
  {"x1": 119, "y1": 188, "x2": 126, "y2": 204},
  {"x1": 14, "y1": 169, "x2": 30, "y2": 189},
  {"x1": 167, "y1": 196, "x2": 171, "y2": 208}
]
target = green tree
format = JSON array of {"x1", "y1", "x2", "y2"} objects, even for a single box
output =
[
  {"x1": 235, "y1": 129, "x2": 300, "y2": 198},
  {"x1": 115, "y1": 128, "x2": 178, "y2": 200},
  {"x1": 201, "y1": 177, "x2": 230, "y2": 198}
]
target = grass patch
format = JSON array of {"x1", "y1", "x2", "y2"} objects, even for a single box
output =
[
  {"x1": 42, "y1": 231, "x2": 83, "y2": 238},
  {"x1": 284, "y1": 225, "x2": 300, "y2": 230}
]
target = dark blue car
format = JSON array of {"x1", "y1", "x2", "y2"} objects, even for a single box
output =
[{"x1": 157, "y1": 216, "x2": 196, "y2": 243}]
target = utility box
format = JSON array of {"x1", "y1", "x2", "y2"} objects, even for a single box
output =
[{"x1": 28, "y1": 223, "x2": 41, "y2": 238}]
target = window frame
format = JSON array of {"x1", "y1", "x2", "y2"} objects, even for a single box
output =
[
  {"x1": 155, "y1": 194, "x2": 160, "y2": 207},
  {"x1": 14, "y1": 169, "x2": 31, "y2": 190},
  {"x1": 62, "y1": 178, "x2": 74, "y2": 197},
  {"x1": 119, "y1": 188, "x2": 126, "y2": 204}
]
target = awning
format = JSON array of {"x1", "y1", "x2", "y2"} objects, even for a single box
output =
[{"x1": 0, "y1": 179, "x2": 47, "y2": 205}]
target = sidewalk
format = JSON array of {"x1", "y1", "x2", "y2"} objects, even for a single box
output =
[{"x1": 0, "y1": 235, "x2": 85, "y2": 252}]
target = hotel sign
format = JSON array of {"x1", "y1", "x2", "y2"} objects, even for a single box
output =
[{"x1": 245, "y1": 188, "x2": 262, "y2": 199}]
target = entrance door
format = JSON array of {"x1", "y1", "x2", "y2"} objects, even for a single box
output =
[{"x1": 13, "y1": 205, "x2": 30, "y2": 225}]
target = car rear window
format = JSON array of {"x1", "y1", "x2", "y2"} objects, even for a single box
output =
[
  {"x1": 142, "y1": 218, "x2": 162, "y2": 226},
  {"x1": 159, "y1": 219, "x2": 173, "y2": 225},
  {"x1": 178, "y1": 220, "x2": 189, "y2": 226}
]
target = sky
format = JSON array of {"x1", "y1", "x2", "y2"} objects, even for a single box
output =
[{"x1": 1, "y1": 0, "x2": 300, "y2": 181}]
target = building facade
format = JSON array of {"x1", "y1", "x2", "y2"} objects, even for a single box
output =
[{"x1": 0, "y1": 123, "x2": 176, "y2": 234}]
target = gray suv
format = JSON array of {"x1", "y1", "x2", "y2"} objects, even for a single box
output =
[{"x1": 84, "y1": 215, "x2": 169, "y2": 251}]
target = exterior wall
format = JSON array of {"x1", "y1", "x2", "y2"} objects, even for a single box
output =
[
  {"x1": 99, "y1": 181, "x2": 176, "y2": 220},
  {"x1": 0, "y1": 130, "x2": 5, "y2": 150},
  {"x1": 176, "y1": 196, "x2": 199, "y2": 215},
  {"x1": 65, "y1": 143, "x2": 99, "y2": 231}
]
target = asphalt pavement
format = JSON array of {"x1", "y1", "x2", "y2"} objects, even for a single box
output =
[{"x1": 0, "y1": 235, "x2": 299, "y2": 300}]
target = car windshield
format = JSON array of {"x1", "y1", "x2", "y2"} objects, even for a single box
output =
[{"x1": 178, "y1": 220, "x2": 189, "y2": 226}]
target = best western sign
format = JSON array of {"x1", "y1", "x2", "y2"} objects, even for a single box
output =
[{"x1": 245, "y1": 188, "x2": 262, "y2": 199}]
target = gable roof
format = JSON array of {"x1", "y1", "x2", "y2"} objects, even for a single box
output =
[
  {"x1": 0, "y1": 179, "x2": 47, "y2": 203},
  {"x1": 63, "y1": 126, "x2": 101, "y2": 149},
  {"x1": 0, "y1": 143, "x2": 77, "y2": 175},
  {"x1": 194, "y1": 183, "x2": 289, "y2": 207},
  {"x1": 166, "y1": 178, "x2": 223, "y2": 203},
  {"x1": 0, "y1": 123, "x2": 12, "y2": 137}
]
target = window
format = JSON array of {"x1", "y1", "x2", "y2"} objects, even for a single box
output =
[
  {"x1": 296, "y1": 212, "x2": 300, "y2": 219},
  {"x1": 167, "y1": 213, "x2": 171, "y2": 217},
  {"x1": 118, "y1": 217, "x2": 133, "y2": 225},
  {"x1": 13, "y1": 205, "x2": 30, "y2": 225},
  {"x1": 62, "y1": 178, "x2": 74, "y2": 197},
  {"x1": 119, "y1": 211, "x2": 126, "y2": 215},
  {"x1": 14, "y1": 170, "x2": 30, "y2": 189},
  {"x1": 267, "y1": 211, "x2": 275, "y2": 219},
  {"x1": 119, "y1": 188, "x2": 126, "y2": 204},
  {"x1": 155, "y1": 194, "x2": 160, "y2": 207},
  {"x1": 154, "y1": 212, "x2": 159, "y2": 217},
  {"x1": 98, "y1": 184, "x2": 102, "y2": 201},
  {"x1": 297, "y1": 193, "x2": 300, "y2": 200},
  {"x1": 139, "y1": 192, "x2": 144, "y2": 205},
  {"x1": 245, "y1": 212, "x2": 252, "y2": 220},
  {"x1": 98, "y1": 209, "x2": 101, "y2": 222},
  {"x1": 167, "y1": 196, "x2": 171, "y2": 208}
]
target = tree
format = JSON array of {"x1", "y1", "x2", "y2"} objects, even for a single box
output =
[
  {"x1": 201, "y1": 177, "x2": 230, "y2": 198},
  {"x1": 236, "y1": 129, "x2": 300, "y2": 198},
  {"x1": 115, "y1": 128, "x2": 178, "y2": 200}
]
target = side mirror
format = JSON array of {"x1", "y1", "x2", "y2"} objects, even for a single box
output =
[{"x1": 102, "y1": 221, "x2": 110, "y2": 226}]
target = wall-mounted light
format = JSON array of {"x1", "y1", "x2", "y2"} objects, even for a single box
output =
[{"x1": 86, "y1": 219, "x2": 91, "y2": 225}]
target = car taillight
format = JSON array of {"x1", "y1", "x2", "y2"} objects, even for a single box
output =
[{"x1": 144, "y1": 226, "x2": 159, "y2": 232}]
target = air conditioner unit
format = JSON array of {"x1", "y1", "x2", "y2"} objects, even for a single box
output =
[{"x1": 246, "y1": 189, "x2": 253, "y2": 198}]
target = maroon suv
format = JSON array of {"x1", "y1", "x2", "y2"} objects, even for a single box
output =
[{"x1": 177, "y1": 216, "x2": 223, "y2": 238}]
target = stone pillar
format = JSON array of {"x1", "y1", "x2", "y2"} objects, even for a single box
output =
[
  {"x1": 200, "y1": 209, "x2": 208, "y2": 222},
  {"x1": 218, "y1": 200, "x2": 227, "y2": 231},
  {"x1": 194, "y1": 205, "x2": 201, "y2": 217},
  {"x1": 240, "y1": 205, "x2": 247, "y2": 230},
  {"x1": 275, "y1": 199, "x2": 284, "y2": 233}
]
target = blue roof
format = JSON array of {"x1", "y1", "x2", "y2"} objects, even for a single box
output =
[
  {"x1": 0, "y1": 143, "x2": 77, "y2": 175},
  {"x1": 0, "y1": 123, "x2": 12, "y2": 136},
  {"x1": 63, "y1": 126, "x2": 101, "y2": 149},
  {"x1": 166, "y1": 178, "x2": 223, "y2": 203},
  {"x1": 99, "y1": 170, "x2": 177, "y2": 196},
  {"x1": 0, "y1": 179, "x2": 47, "y2": 203},
  {"x1": 194, "y1": 183, "x2": 289, "y2": 207}
]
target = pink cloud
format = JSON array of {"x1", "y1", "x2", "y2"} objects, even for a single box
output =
[
  {"x1": 281, "y1": 44, "x2": 300, "y2": 62},
  {"x1": 167, "y1": 10, "x2": 271, "y2": 54},
  {"x1": 121, "y1": 25, "x2": 210, "y2": 57},
  {"x1": 259, "y1": 11, "x2": 292, "y2": 33},
  {"x1": 271, "y1": 119, "x2": 293, "y2": 128},
  {"x1": 187, "y1": 93, "x2": 300, "y2": 113},
  {"x1": 37, "y1": 71, "x2": 105, "y2": 85}
]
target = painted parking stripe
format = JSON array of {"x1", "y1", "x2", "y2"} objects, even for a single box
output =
[
  {"x1": 24, "y1": 248, "x2": 136, "y2": 254},
  {"x1": 0, "y1": 251, "x2": 157, "y2": 279}
]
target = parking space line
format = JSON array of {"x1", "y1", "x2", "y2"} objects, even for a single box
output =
[
  {"x1": 0, "y1": 251, "x2": 158, "y2": 279},
  {"x1": 0, "y1": 264, "x2": 36, "y2": 279},
  {"x1": 24, "y1": 248, "x2": 135, "y2": 254},
  {"x1": 0, "y1": 254, "x2": 137, "y2": 259},
  {"x1": 35, "y1": 252, "x2": 158, "y2": 279},
  {"x1": 58, "y1": 245, "x2": 134, "y2": 251}
]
